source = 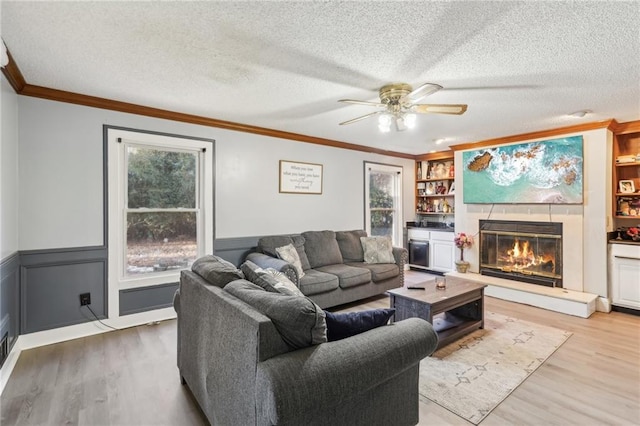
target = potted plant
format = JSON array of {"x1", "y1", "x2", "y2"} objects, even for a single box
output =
[{"x1": 454, "y1": 232, "x2": 474, "y2": 273}]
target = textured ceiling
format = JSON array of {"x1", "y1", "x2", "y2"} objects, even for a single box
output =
[{"x1": 2, "y1": 1, "x2": 639, "y2": 155}]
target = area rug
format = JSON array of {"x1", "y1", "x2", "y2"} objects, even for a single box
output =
[{"x1": 418, "y1": 311, "x2": 572, "y2": 424}]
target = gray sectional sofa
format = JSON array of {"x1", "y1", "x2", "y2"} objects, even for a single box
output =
[
  {"x1": 174, "y1": 256, "x2": 438, "y2": 426},
  {"x1": 247, "y1": 229, "x2": 407, "y2": 308}
]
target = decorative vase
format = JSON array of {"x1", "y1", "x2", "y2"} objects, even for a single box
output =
[{"x1": 455, "y1": 260, "x2": 470, "y2": 273}]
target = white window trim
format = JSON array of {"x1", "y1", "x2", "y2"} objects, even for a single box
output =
[
  {"x1": 364, "y1": 162, "x2": 403, "y2": 246},
  {"x1": 107, "y1": 128, "x2": 213, "y2": 319}
]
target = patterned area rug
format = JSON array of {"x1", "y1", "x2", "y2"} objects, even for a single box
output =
[{"x1": 419, "y1": 311, "x2": 572, "y2": 424}]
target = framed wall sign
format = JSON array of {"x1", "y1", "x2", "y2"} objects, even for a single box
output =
[{"x1": 279, "y1": 160, "x2": 323, "y2": 194}]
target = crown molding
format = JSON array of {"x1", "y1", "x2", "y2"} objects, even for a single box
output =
[
  {"x1": 1, "y1": 47, "x2": 415, "y2": 160},
  {"x1": 611, "y1": 119, "x2": 640, "y2": 135},
  {"x1": 4, "y1": 46, "x2": 638, "y2": 160},
  {"x1": 1, "y1": 48, "x2": 26, "y2": 92},
  {"x1": 449, "y1": 120, "x2": 617, "y2": 152}
]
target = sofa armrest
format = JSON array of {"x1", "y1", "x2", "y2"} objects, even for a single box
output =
[
  {"x1": 392, "y1": 246, "x2": 408, "y2": 285},
  {"x1": 246, "y1": 252, "x2": 299, "y2": 284},
  {"x1": 256, "y1": 317, "x2": 437, "y2": 424}
]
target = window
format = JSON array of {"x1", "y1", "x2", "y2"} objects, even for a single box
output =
[
  {"x1": 364, "y1": 162, "x2": 403, "y2": 246},
  {"x1": 108, "y1": 128, "x2": 213, "y2": 298},
  {"x1": 126, "y1": 145, "x2": 199, "y2": 275}
]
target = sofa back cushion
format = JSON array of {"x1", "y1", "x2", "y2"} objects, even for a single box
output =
[
  {"x1": 257, "y1": 235, "x2": 311, "y2": 271},
  {"x1": 335, "y1": 230, "x2": 367, "y2": 262},
  {"x1": 192, "y1": 255, "x2": 244, "y2": 288},
  {"x1": 225, "y1": 280, "x2": 327, "y2": 350},
  {"x1": 302, "y1": 230, "x2": 343, "y2": 268}
]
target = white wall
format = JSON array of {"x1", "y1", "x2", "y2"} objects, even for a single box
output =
[
  {"x1": 454, "y1": 128, "x2": 611, "y2": 298},
  {"x1": 1, "y1": 78, "x2": 19, "y2": 259},
  {"x1": 17, "y1": 96, "x2": 415, "y2": 250}
]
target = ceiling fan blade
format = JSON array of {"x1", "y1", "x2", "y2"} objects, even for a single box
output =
[
  {"x1": 411, "y1": 104, "x2": 468, "y2": 115},
  {"x1": 404, "y1": 83, "x2": 443, "y2": 103},
  {"x1": 339, "y1": 111, "x2": 382, "y2": 126},
  {"x1": 338, "y1": 99, "x2": 386, "y2": 107}
]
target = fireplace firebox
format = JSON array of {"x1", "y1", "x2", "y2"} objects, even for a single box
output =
[{"x1": 479, "y1": 220, "x2": 563, "y2": 288}]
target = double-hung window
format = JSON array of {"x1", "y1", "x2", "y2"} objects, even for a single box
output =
[
  {"x1": 364, "y1": 162, "x2": 403, "y2": 247},
  {"x1": 107, "y1": 127, "x2": 213, "y2": 317}
]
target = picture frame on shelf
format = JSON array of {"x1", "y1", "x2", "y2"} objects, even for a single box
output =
[
  {"x1": 448, "y1": 182, "x2": 455, "y2": 194},
  {"x1": 435, "y1": 180, "x2": 448, "y2": 194},
  {"x1": 425, "y1": 182, "x2": 435, "y2": 195},
  {"x1": 619, "y1": 180, "x2": 635, "y2": 194}
]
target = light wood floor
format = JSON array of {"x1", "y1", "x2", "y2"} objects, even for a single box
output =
[{"x1": 2, "y1": 270, "x2": 639, "y2": 425}]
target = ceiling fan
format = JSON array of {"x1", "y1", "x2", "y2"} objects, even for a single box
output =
[{"x1": 338, "y1": 83, "x2": 467, "y2": 132}]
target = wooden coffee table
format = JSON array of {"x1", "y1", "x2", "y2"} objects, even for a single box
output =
[{"x1": 387, "y1": 277, "x2": 487, "y2": 350}]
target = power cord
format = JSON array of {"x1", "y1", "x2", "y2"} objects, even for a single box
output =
[{"x1": 80, "y1": 305, "x2": 120, "y2": 331}]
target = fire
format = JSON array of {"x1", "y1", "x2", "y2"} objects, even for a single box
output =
[{"x1": 505, "y1": 239, "x2": 552, "y2": 271}]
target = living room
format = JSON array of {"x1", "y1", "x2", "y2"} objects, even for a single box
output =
[{"x1": 1, "y1": 2, "x2": 639, "y2": 425}]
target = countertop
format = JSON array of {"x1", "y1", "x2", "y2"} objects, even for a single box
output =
[
  {"x1": 407, "y1": 221, "x2": 454, "y2": 232},
  {"x1": 608, "y1": 239, "x2": 640, "y2": 246}
]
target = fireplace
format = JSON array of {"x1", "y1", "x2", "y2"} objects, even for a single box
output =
[{"x1": 479, "y1": 220, "x2": 563, "y2": 288}]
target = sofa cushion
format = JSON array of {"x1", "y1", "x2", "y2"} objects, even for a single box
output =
[
  {"x1": 258, "y1": 235, "x2": 311, "y2": 271},
  {"x1": 360, "y1": 236, "x2": 395, "y2": 264},
  {"x1": 240, "y1": 260, "x2": 280, "y2": 293},
  {"x1": 346, "y1": 262, "x2": 400, "y2": 282},
  {"x1": 336, "y1": 230, "x2": 367, "y2": 262},
  {"x1": 225, "y1": 280, "x2": 327, "y2": 349},
  {"x1": 298, "y1": 269, "x2": 340, "y2": 296},
  {"x1": 192, "y1": 255, "x2": 244, "y2": 288},
  {"x1": 315, "y1": 264, "x2": 371, "y2": 289},
  {"x1": 324, "y1": 308, "x2": 396, "y2": 341},
  {"x1": 302, "y1": 230, "x2": 343, "y2": 268},
  {"x1": 276, "y1": 243, "x2": 305, "y2": 278}
]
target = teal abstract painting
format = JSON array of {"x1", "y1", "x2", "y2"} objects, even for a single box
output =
[{"x1": 462, "y1": 136, "x2": 583, "y2": 204}]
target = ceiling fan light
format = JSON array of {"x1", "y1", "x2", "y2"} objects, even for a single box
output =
[
  {"x1": 378, "y1": 114, "x2": 392, "y2": 132},
  {"x1": 404, "y1": 113, "x2": 416, "y2": 129}
]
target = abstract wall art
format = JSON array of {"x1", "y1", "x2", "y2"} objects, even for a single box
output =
[{"x1": 462, "y1": 136, "x2": 583, "y2": 204}]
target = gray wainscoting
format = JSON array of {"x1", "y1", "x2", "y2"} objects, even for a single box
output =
[
  {"x1": 119, "y1": 282, "x2": 178, "y2": 316},
  {"x1": 1, "y1": 253, "x2": 20, "y2": 367},
  {"x1": 214, "y1": 236, "x2": 260, "y2": 266},
  {"x1": 20, "y1": 247, "x2": 108, "y2": 334}
]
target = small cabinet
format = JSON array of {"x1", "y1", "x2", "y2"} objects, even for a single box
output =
[
  {"x1": 609, "y1": 243, "x2": 640, "y2": 310},
  {"x1": 429, "y1": 231, "x2": 455, "y2": 273}
]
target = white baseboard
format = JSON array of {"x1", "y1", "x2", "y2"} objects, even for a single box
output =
[{"x1": 0, "y1": 307, "x2": 176, "y2": 395}]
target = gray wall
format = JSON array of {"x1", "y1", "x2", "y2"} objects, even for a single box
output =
[
  {"x1": 1, "y1": 78, "x2": 19, "y2": 259},
  {"x1": 5, "y1": 95, "x2": 415, "y2": 334},
  {"x1": 1, "y1": 78, "x2": 20, "y2": 361}
]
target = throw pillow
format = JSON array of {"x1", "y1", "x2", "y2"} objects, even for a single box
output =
[
  {"x1": 324, "y1": 308, "x2": 396, "y2": 341},
  {"x1": 263, "y1": 268, "x2": 304, "y2": 297},
  {"x1": 276, "y1": 243, "x2": 305, "y2": 278},
  {"x1": 225, "y1": 280, "x2": 327, "y2": 349},
  {"x1": 360, "y1": 236, "x2": 395, "y2": 264},
  {"x1": 240, "y1": 261, "x2": 280, "y2": 293},
  {"x1": 191, "y1": 255, "x2": 244, "y2": 288}
]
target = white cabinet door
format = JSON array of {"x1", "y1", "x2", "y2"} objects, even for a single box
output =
[
  {"x1": 430, "y1": 232, "x2": 455, "y2": 272},
  {"x1": 610, "y1": 244, "x2": 640, "y2": 310}
]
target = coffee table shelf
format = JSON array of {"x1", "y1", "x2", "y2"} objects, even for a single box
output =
[{"x1": 388, "y1": 278, "x2": 487, "y2": 350}]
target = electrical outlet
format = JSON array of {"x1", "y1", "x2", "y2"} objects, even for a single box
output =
[{"x1": 79, "y1": 292, "x2": 91, "y2": 306}]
